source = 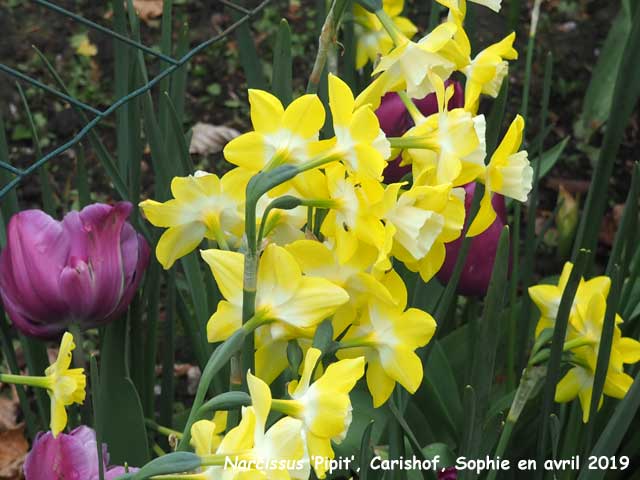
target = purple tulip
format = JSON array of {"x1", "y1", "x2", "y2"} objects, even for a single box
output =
[
  {"x1": 23, "y1": 426, "x2": 138, "y2": 479},
  {"x1": 437, "y1": 183, "x2": 509, "y2": 297},
  {"x1": 438, "y1": 467, "x2": 458, "y2": 480},
  {"x1": 376, "y1": 80, "x2": 465, "y2": 183},
  {"x1": 0, "y1": 202, "x2": 149, "y2": 338}
]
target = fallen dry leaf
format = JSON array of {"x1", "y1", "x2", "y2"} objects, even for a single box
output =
[
  {"x1": 0, "y1": 395, "x2": 18, "y2": 432},
  {"x1": 189, "y1": 123, "x2": 240, "y2": 156},
  {"x1": 131, "y1": 0, "x2": 163, "y2": 24},
  {"x1": 0, "y1": 426, "x2": 28, "y2": 479}
]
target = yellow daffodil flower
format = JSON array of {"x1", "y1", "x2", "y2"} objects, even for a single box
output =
[
  {"x1": 245, "y1": 372, "x2": 310, "y2": 479},
  {"x1": 139, "y1": 168, "x2": 251, "y2": 269},
  {"x1": 468, "y1": 115, "x2": 532, "y2": 237},
  {"x1": 436, "y1": 0, "x2": 502, "y2": 20},
  {"x1": 337, "y1": 273, "x2": 436, "y2": 406},
  {"x1": 529, "y1": 261, "x2": 611, "y2": 337},
  {"x1": 191, "y1": 411, "x2": 229, "y2": 455},
  {"x1": 555, "y1": 293, "x2": 640, "y2": 422},
  {"x1": 464, "y1": 33, "x2": 518, "y2": 113},
  {"x1": 355, "y1": 22, "x2": 466, "y2": 110},
  {"x1": 321, "y1": 74, "x2": 391, "y2": 180},
  {"x1": 255, "y1": 182, "x2": 308, "y2": 246},
  {"x1": 382, "y1": 182, "x2": 465, "y2": 281},
  {"x1": 395, "y1": 76, "x2": 487, "y2": 186},
  {"x1": 201, "y1": 244, "x2": 349, "y2": 343},
  {"x1": 319, "y1": 164, "x2": 389, "y2": 265},
  {"x1": 194, "y1": 400, "x2": 307, "y2": 479},
  {"x1": 223, "y1": 90, "x2": 325, "y2": 172},
  {"x1": 253, "y1": 348, "x2": 364, "y2": 478},
  {"x1": 353, "y1": 0, "x2": 418, "y2": 69},
  {"x1": 285, "y1": 239, "x2": 394, "y2": 334},
  {"x1": 254, "y1": 325, "x2": 315, "y2": 385},
  {"x1": 0, "y1": 332, "x2": 87, "y2": 437},
  {"x1": 44, "y1": 332, "x2": 86, "y2": 437}
]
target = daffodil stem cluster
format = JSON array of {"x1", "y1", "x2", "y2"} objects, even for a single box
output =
[{"x1": 307, "y1": 0, "x2": 350, "y2": 93}]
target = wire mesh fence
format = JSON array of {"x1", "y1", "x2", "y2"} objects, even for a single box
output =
[{"x1": 0, "y1": 0, "x2": 270, "y2": 199}]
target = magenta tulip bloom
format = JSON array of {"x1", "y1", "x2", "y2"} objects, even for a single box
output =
[
  {"x1": 437, "y1": 182, "x2": 509, "y2": 297},
  {"x1": 0, "y1": 202, "x2": 149, "y2": 338},
  {"x1": 438, "y1": 467, "x2": 457, "y2": 480},
  {"x1": 376, "y1": 80, "x2": 464, "y2": 183},
  {"x1": 23, "y1": 426, "x2": 138, "y2": 479}
]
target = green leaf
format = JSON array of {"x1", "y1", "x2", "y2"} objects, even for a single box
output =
[
  {"x1": 485, "y1": 79, "x2": 508, "y2": 156},
  {"x1": 573, "y1": 4, "x2": 640, "y2": 257},
  {"x1": 359, "y1": 421, "x2": 375, "y2": 480},
  {"x1": 465, "y1": 227, "x2": 510, "y2": 455},
  {"x1": 0, "y1": 312, "x2": 39, "y2": 439},
  {"x1": 537, "y1": 137, "x2": 569, "y2": 180},
  {"x1": 0, "y1": 110, "x2": 19, "y2": 219},
  {"x1": 575, "y1": 1, "x2": 633, "y2": 140},
  {"x1": 99, "y1": 317, "x2": 150, "y2": 466},
  {"x1": 272, "y1": 19, "x2": 293, "y2": 106},
  {"x1": 417, "y1": 341, "x2": 462, "y2": 441},
  {"x1": 120, "y1": 452, "x2": 201, "y2": 479},
  {"x1": 199, "y1": 391, "x2": 252, "y2": 415},
  {"x1": 607, "y1": 163, "x2": 640, "y2": 277},
  {"x1": 90, "y1": 356, "x2": 105, "y2": 480},
  {"x1": 422, "y1": 443, "x2": 456, "y2": 469},
  {"x1": 577, "y1": 372, "x2": 640, "y2": 480},
  {"x1": 312, "y1": 318, "x2": 334, "y2": 353},
  {"x1": 354, "y1": 0, "x2": 382, "y2": 12},
  {"x1": 587, "y1": 266, "x2": 621, "y2": 426},
  {"x1": 229, "y1": 5, "x2": 266, "y2": 89}
]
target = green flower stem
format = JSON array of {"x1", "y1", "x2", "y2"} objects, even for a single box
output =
[
  {"x1": 0, "y1": 373, "x2": 50, "y2": 389},
  {"x1": 307, "y1": 0, "x2": 350, "y2": 93},
  {"x1": 487, "y1": 365, "x2": 547, "y2": 480},
  {"x1": 145, "y1": 418, "x2": 183, "y2": 439},
  {"x1": 529, "y1": 328, "x2": 554, "y2": 359},
  {"x1": 177, "y1": 330, "x2": 247, "y2": 451},
  {"x1": 397, "y1": 91, "x2": 424, "y2": 124},
  {"x1": 335, "y1": 335, "x2": 377, "y2": 351},
  {"x1": 149, "y1": 475, "x2": 205, "y2": 480},
  {"x1": 201, "y1": 452, "x2": 252, "y2": 466},
  {"x1": 387, "y1": 136, "x2": 432, "y2": 149},
  {"x1": 374, "y1": 8, "x2": 402, "y2": 46},
  {"x1": 528, "y1": 337, "x2": 595, "y2": 366},
  {"x1": 297, "y1": 152, "x2": 344, "y2": 174},
  {"x1": 271, "y1": 398, "x2": 304, "y2": 417}
]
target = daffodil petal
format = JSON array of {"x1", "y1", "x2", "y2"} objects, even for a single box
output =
[{"x1": 156, "y1": 223, "x2": 206, "y2": 269}]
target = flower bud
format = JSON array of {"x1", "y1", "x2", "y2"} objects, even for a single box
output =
[
  {"x1": 376, "y1": 80, "x2": 465, "y2": 183},
  {"x1": 23, "y1": 426, "x2": 138, "y2": 479},
  {"x1": 437, "y1": 182, "x2": 509, "y2": 296},
  {"x1": 555, "y1": 185, "x2": 578, "y2": 260},
  {"x1": 0, "y1": 202, "x2": 149, "y2": 338}
]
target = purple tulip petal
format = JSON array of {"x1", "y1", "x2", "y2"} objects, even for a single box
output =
[
  {"x1": 59, "y1": 203, "x2": 131, "y2": 325},
  {"x1": 0, "y1": 202, "x2": 148, "y2": 337},
  {"x1": 105, "y1": 466, "x2": 140, "y2": 479},
  {"x1": 376, "y1": 92, "x2": 413, "y2": 138},
  {"x1": 24, "y1": 428, "x2": 101, "y2": 480},
  {"x1": 437, "y1": 182, "x2": 509, "y2": 296},
  {"x1": 0, "y1": 211, "x2": 70, "y2": 337}
]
